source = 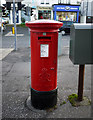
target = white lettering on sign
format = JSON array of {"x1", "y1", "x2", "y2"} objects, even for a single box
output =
[
  {"x1": 40, "y1": 44, "x2": 49, "y2": 57},
  {"x1": 56, "y1": 7, "x2": 78, "y2": 10},
  {"x1": 57, "y1": 7, "x2": 64, "y2": 10},
  {"x1": 71, "y1": 8, "x2": 78, "y2": 10}
]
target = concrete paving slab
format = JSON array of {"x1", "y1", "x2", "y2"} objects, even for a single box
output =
[
  {"x1": 2, "y1": 92, "x2": 45, "y2": 118},
  {"x1": 0, "y1": 80, "x2": 2, "y2": 120},
  {"x1": 0, "y1": 80, "x2": 2, "y2": 93},
  {"x1": 0, "y1": 48, "x2": 14, "y2": 60},
  {"x1": 0, "y1": 61, "x2": 2, "y2": 78},
  {"x1": 2, "y1": 90, "x2": 91, "y2": 118},
  {"x1": 2, "y1": 61, "x2": 14, "y2": 76},
  {"x1": 3, "y1": 48, "x2": 30, "y2": 63},
  {"x1": 6, "y1": 62, "x2": 30, "y2": 77},
  {"x1": 2, "y1": 76, "x2": 30, "y2": 93}
]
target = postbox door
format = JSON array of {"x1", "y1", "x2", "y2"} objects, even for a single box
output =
[{"x1": 39, "y1": 34, "x2": 57, "y2": 91}]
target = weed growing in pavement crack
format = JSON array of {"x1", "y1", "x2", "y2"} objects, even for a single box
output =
[{"x1": 60, "y1": 101, "x2": 66, "y2": 106}]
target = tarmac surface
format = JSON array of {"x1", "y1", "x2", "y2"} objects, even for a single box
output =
[{"x1": 2, "y1": 46, "x2": 91, "y2": 119}]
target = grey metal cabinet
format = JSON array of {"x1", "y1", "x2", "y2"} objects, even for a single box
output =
[{"x1": 69, "y1": 24, "x2": 93, "y2": 64}]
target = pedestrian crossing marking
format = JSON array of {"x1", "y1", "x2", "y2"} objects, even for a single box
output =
[{"x1": 5, "y1": 32, "x2": 24, "y2": 37}]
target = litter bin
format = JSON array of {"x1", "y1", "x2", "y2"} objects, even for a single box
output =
[{"x1": 26, "y1": 20, "x2": 63, "y2": 109}]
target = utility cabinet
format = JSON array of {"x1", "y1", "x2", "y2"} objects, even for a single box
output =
[{"x1": 69, "y1": 24, "x2": 93, "y2": 64}]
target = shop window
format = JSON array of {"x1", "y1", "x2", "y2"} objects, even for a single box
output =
[
  {"x1": 56, "y1": 12, "x2": 77, "y2": 22},
  {"x1": 41, "y1": 0, "x2": 44, "y2": 4},
  {"x1": 46, "y1": 0, "x2": 49, "y2": 4},
  {"x1": 58, "y1": 0, "x2": 61, "y2": 4},
  {"x1": 61, "y1": 0, "x2": 64, "y2": 4},
  {"x1": 67, "y1": 0, "x2": 70, "y2": 4},
  {"x1": 38, "y1": 10, "x2": 51, "y2": 19},
  {"x1": 58, "y1": 0, "x2": 70, "y2": 4}
]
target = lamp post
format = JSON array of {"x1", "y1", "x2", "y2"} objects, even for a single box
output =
[{"x1": 13, "y1": 0, "x2": 17, "y2": 50}]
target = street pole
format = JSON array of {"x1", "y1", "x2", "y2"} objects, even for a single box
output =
[
  {"x1": 78, "y1": 65, "x2": 85, "y2": 101},
  {"x1": 0, "y1": 13, "x2": 3, "y2": 35},
  {"x1": 28, "y1": 5, "x2": 31, "y2": 34},
  {"x1": 0, "y1": 8, "x2": 2, "y2": 48},
  {"x1": 13, "y1": 0, "x2": 17, "y2": 50},
  {"x1": 28, "y1": 5, "x2": 31, "y2": 22}
]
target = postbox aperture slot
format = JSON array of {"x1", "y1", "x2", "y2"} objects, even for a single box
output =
[{"x1": 38, "y1": 36, "x2": 51, "y2": 41}]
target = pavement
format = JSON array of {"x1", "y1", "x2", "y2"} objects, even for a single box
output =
[
  {"x1": 1, "y1": 25, "x2": 92, "y2": 119},
  {"x1": 0, "y1": 48, "x2": 14, "y2": 61},
  {"x1": 2, "y1": 46, "x2": 91, "y2": 119}
]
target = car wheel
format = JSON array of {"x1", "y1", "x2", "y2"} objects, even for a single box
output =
[{"x1": 62, "y1": 31, "x2": 65, "y2": 35}]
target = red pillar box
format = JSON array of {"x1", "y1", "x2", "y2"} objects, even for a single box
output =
[{"x1": 26, "y1": 20, "x2": 63, "y2": 109}]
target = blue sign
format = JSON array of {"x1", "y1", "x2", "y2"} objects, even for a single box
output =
[{"x1": 53, "y1": 5, "x2": 80, "y2": 12}]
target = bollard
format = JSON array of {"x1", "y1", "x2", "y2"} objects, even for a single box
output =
[{"x1": 12, "y1": 27, "x2": 15, "y2": 34}]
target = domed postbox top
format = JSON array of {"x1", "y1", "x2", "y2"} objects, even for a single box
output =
[{"x1": 26, "y1": 19, "x2": 63, "y2": 32}]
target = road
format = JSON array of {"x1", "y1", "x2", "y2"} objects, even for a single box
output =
[
  {"x1": 2, "y1": 25, "x2": 30, "y2": 48},
  {"x1": 2, "y1": 25, "x2": 70, "y2": 49}
]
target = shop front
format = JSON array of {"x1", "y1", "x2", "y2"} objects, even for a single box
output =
[
  {"x1": 37, "y1": 7, "x2": 52, "y2": 20},
  {"x1": 53, "y1": 4, "x2": 80, "y2": 23}
]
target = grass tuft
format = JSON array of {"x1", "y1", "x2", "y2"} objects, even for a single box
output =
[
  {"x1": 68, "y1": 93, "x2": 78, "y2": 107},
  {"x1": 60, "y1": 101, "x2": 66, "y2": 106}
]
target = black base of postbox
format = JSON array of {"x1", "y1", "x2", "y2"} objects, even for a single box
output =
[{"x1": 31, "y1": 88, "x2": 57, "y2": 110}]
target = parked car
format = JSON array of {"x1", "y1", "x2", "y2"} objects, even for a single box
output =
[
  {"x1": 59, "y1": 21, "x2": 74, "y2": 35},
  {"x1": 2, "y1": 17, "x2": 9, "y2": 24},
  {"x1": 0, "y1": 23, "x2": 6, "y2": 32},
  {"x1": 0, "y1": 17, "x2": 6, "y2": 32}
]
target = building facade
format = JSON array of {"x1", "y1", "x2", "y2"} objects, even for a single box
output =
[
  {"x1": 3, "y1": 0, "x2": 82, "y2": 23},
  {"x1": 36, "y1": 0, "x2": 53, "y2": 20},
  {"x1": 81, "y1": 0, "x2": 93, "y2": 23},
  {"x1": 35, "y1": 0, "x2": 81, "y2": 20},
  {"x1": 22, "y1": 0, "x2": 37, "y2": 21}
]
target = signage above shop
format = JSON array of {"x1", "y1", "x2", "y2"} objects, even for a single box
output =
[
  {"x1": 53, "y1": 5, "x2": 80, "y2": 12},
  {"x1": 65, "y1": 6, "x2": 70, "y2": 10},
  {"x1": 56, "y1": 6, "x2": 78, "y2": 10},
  {"x1": 37, "y1": 6, "x2": 52, "y2": 10}
]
